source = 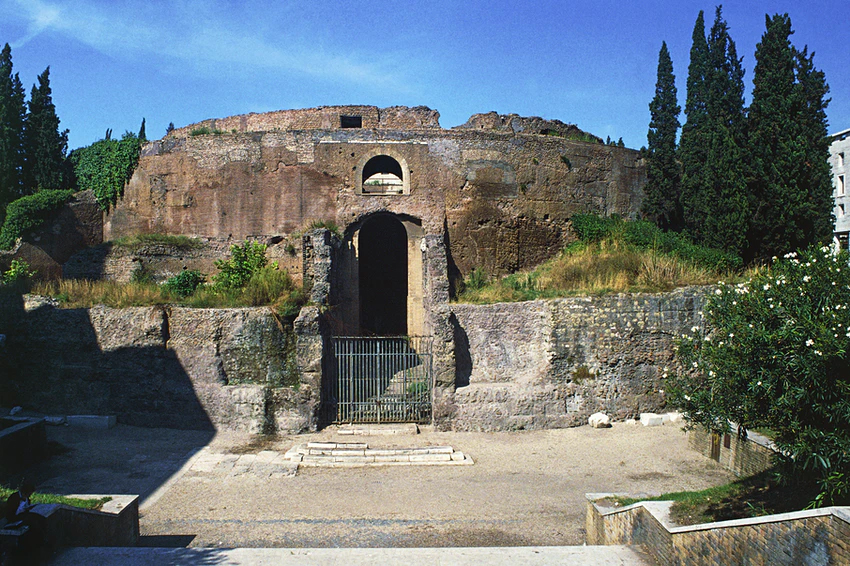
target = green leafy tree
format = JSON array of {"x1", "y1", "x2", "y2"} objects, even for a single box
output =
[
  {"x1": 70, "y1": 132, "x2": 141, "y2": 209},
  {"x1": 23, "y1": 67, "x2": 71, "y2": 192},
  {"x1": 672, "y1": 246, "x2": 850, "y2": 506},
  {"x1": 746, "y1": 15, "x2": 834, "y2": 263},
  {"x1": 680, "y1": 8, "x2": 749, "y2": 256},
  {"x1": 0, "y1": 43, "x2": 26, "y2": 221},
  {"x1": 642, "y1": 41, "x2": 682, "y2": 231}
]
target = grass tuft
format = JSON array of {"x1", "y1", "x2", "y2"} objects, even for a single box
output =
[{"x1": 0, "y1": 486, "x2": 111, "y2": 511}]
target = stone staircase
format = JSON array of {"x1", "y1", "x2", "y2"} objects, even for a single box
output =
[{"x1": 284, "y1": 442, "x2": 473, "y2": 467}]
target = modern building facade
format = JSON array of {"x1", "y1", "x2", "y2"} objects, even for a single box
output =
[{"x1": 831, "y1": 128, "x2": 850, "y2": 249}]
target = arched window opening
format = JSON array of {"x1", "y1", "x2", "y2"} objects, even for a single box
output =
[{"x1": 362, "y1": 155, "x2": 404, "y2": 195}]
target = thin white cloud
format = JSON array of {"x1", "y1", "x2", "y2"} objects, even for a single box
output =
[{"x1": 8, "y1": 0, "x2": 411, "y2": 91}]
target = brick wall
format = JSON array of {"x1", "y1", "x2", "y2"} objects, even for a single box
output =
[
  {"x1": 587, "y1": 495, "x2": 850, "y2": 565},
  {"x1": 688, "y1": 428, "x2": 775, "y2": 477}
]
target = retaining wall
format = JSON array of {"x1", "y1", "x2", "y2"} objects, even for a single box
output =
[
  {"x1": 447, "y1": 287, "x2": 706, "y2": 431},
  {"x1": 688, "y1": 428, "x2": 775, "y2": 477},
  {"x1": 0, "y1": 295, "x2": 320, "y2": 433},
  {"x1": 586, "y1": 494, "x2": 850, "y2": 566}
]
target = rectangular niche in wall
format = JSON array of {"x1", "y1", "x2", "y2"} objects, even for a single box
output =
[{"x1": 340, "y1": 115, "x2": 362, "y2": 129}]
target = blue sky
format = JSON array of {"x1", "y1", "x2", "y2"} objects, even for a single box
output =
[{"x1": 1, "y1": 0, "x2": 847, "y2": 150}]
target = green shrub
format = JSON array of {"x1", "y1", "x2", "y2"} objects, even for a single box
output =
[
  {"x1": 671, "y1": 246, "x2": 850, "y2": 506},
  {"x1": 0, "y1": 190, "x2": 76, "y2": 250},
  {"x1": 2, "y1": 259, "x2": 36, "y2": 286},
  {"x1": 213, "y1": 241, "x2": 269, "y2": 289},
  {"x1": 163, "y1": 269, "x2": 206, "y2": 297},
  {"x1": 570, "y1": 213, "x2": 615, "y2": 243},
  {"x1": 70, "y1": 132, "x2": 142, "y2": 209}
]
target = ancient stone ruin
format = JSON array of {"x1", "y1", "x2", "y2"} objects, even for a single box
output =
[{"x1": 1, "y1": 105, "x2": 703, "y2": 433}]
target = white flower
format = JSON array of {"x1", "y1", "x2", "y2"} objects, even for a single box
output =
[
  {"x1": 692, "y1": 362, "x2": 699, "y2": 368},
  {"x1": 715, "y1": 289, "x2": 722, "y2": 295},
  {"x1": 691, "y1": 326, "x2": 699, "y2": 333},
  {"x1": 806, "y1": 339, "x2": 814, "y2": 346},
  {"x1": 756, "y1": 381, "x2": 762, "y2": 386},
  {"x1": 815, "y1": 350, "x2": 823, "y2": 356},
  {"x1": 763, "y1": 284, "x2": 771, "y2": 290},
  {"x1": 729, "y1": 333, "x2": 734, "y2": 338}
]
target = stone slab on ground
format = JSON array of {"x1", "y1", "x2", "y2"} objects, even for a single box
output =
[
  {"x1": 51, "y1": 545, "x2": 652, "y2": 565},
  {"x1": 338, "y1": 423, "x2": 420, "y2": 436}
]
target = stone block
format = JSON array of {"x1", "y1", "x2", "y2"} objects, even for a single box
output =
[{"x1": 640, "y1": 413, "x2": 664, "y2": 427}]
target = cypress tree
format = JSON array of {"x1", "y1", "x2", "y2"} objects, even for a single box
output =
[
  {"x1": 700, "y1": 6, "x2": 749, "y2": 255},
  {"x1": 23, "y1": 67, "x2": 70, "y2": 192},
  {"x1": 791, "y1": 45, "x2": 833, "y2": 250},
  {"x1": 0, "y1": 43, "x2": 26, "y2": 220},
  {"x1": 746, "y1": 15, "x2": 833, "y2": 261},
  {"x1": 679, "y1": 11, "x2": 710, "y2": 241},
  {"x1": 138, "y1": 117, "x2": 146, "y2": 141},
  {"x1": 680, "y1": 7, "x2": 748, "y2": 256},
  {"x1": 642, "y1": 41, "x2": 682, "y2": 231},
  {"x1": 747, "y1": 14, "x2": 798, "y2": 260}
]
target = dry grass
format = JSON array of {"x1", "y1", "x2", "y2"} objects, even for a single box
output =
[
  {"x1": 32, "y1": 279, "x2": 171, "y2": 308},
  {"x1": 457, "y1": 242, "x2": 737, "y2": 304},
  {"x1": 31, "y1": 270, "x2": 305, "y2": 316}
]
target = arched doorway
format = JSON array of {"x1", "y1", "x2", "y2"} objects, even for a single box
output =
[{"x1": 358, "y1": 214, "x2": 408, "y2": 336}]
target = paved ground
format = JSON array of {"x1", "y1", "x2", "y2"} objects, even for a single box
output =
[
  {"x1": 51, "y1": 545, "x2": 653, "y2": 565},
  {"x1": 24, "y1": 422, "x2": 732, "y2": 549}
]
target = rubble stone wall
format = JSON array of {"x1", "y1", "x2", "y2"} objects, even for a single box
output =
[
  {"x1": 448, "y1": 287, "x2": 707, "y2": 431},
  {"x1": 1, "y1": 296, "x2": 317, "y2": 433}
]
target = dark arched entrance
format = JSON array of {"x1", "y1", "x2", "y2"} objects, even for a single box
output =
[{"x1": 359, "y1": 214, "x2": 407, "y2": 335}]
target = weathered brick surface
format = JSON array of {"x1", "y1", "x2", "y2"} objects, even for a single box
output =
[{"x1": 105, "y1": 105, "x2": 645, "y2": 278}]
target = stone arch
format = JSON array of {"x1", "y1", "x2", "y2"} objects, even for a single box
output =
[
  {"x1": 356, "y1": 150, "x2": 410, "y2": 195},
  {"x1": 335, "y1": 212, "x2": 425, "y2": 336}
]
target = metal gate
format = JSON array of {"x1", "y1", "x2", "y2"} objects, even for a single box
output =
[{"x1": 324, "y1": 336, "x2": 433, "y2": 424}]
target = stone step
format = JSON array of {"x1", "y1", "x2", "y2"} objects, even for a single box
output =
[{"x1": 284, "y1": 442, "x2": 473, "y2": 467}]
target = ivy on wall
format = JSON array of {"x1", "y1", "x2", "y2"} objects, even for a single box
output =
[
  {"x1": 0, "y1": 189, "x2": 75, "y2": 250},
  {"x1": 69, "y1": 132, "x2": 142, "y2": 210}
]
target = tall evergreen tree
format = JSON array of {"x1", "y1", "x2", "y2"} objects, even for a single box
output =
[
  {"x1": 138, "y1": 117, "x2": 146, "y2": 141},
  {"x1": 0, "y1": 43, "x2": 26, "y2": 220},
  {"x1": 679, "y1": 11, "x2": 710, "y2": 239},
  {"x1": 680, "y1": 7, "x2": 749, "y2": 255},
  {"x1": 23, "y1": 66, "x2": 70, "y2": 192},
  {"x1": 790, "y1": 45, "x2": 833, "y2": 249},
  {"x1": 746, "y1": 15, "x2": 833, "y2": 261},
  {"x1": 642, "y1": 41, "x2": 682, "y2": 231}
]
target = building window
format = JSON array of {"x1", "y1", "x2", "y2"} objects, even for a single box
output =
[
  {"x1": 340, "y1": 115, "x2": 362, "y2": 129},
  {"x1": 361, "y1": 155, "x2": 404, "y2": 195},
  {"x1": 840, "y1": 204, "x2": 846, "y2": 217},
  {"x1": 839, "y1": 175, "x2": 846, "y2": 196},
  {"x1": 839, "y1": 152, "x2": 845, "y2": 168},
  {"x1": 839, "y1": 233, "x2": 849, "y2": 250}
]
